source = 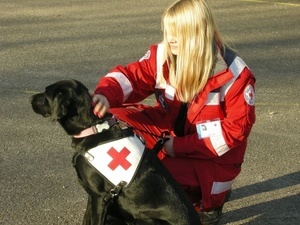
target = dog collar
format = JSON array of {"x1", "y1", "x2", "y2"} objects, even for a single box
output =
[{"x1": 73, "y1": 117, "x2": 117, "y2": 138}]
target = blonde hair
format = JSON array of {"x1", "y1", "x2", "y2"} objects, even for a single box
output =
[{"x1": 162, "y1": 0, "x2": 223, "y2": 102}]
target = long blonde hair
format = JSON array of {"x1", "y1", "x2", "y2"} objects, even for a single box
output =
[{"x1": 162, "y1": 0, "x2": 223, "y2": 102}]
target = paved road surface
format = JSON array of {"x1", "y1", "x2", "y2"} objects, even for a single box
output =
[{"x1": 1, "y1": 0, "x2": 299, "y2": 224}]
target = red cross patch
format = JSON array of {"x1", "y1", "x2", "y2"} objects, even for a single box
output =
[
  {"x1": 244, "y1": 84, "x2": 255, "y2": 106},
  {"x1": 107, "y1": 147, "x2": 132, "y2": 171}
]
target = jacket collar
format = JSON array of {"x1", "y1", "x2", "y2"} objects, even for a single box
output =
[{"x1": 186, "y1": 50, "x2": 235, "y2": 128}]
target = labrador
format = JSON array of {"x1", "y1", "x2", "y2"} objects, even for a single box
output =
[{"x1": 30, "y1": 79, "x2": 199, "y2": 225}]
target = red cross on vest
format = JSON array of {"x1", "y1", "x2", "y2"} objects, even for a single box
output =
[{"x1": 107, "y1": 147, "x2": 132, "y2": 171}]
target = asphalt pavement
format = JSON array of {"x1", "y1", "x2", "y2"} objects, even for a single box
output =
[{"x1": 1, "y1": 0, "x2": 299, "y2": 224}]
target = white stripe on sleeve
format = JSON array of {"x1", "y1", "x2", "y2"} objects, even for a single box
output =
[
  {"x1": 105, "y1": 72, "x2": 133, "y2": 101},
  {"x1": 220, "y1": 57, "x2": 247, "y2": 101},
  {"x1": 209, "y1": 121, "x2": 230, "y2": 156}
]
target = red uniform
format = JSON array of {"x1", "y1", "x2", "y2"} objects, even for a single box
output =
[{"x1": 94, "y1": 43, "x2": 256, "y2": 211}]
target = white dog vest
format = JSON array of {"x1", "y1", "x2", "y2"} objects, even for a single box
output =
[{"x1": 83, "y1": 134, "x2": 145, "y2": 187}]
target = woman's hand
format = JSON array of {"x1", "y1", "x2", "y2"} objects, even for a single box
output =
[
  {"x1": 90, "y1": 92, "x2": 110, "y2": 118},
  {"x1": 163, "y1": 136, "x2": 175, "y2": 157}
]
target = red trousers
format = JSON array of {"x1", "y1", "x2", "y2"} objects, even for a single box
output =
[{"x1": 110, "y1": 105, "x2": 239, "y2": 211}]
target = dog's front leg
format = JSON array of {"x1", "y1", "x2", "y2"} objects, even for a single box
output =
[
  {"x1": 82, "y1": 195, "x2": 107, "y2": 225},
  {"x1": 82, "y1": 195, "x2": 92, "y2": 225},
  {"x1": 89, "y1": 196, "x2": 107, "y2": 225}
]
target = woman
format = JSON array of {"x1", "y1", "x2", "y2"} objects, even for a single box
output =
[{"x1": 92, "y1": 0, "x2": 255, "y2": 224}]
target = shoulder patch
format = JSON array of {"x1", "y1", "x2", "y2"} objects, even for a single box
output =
[
  {"x1": 244, "y1": 84, "x2": 255, "y2": 106},
  {"x1": 139, "y1": 50, "x2": 151, "y2": 62}
]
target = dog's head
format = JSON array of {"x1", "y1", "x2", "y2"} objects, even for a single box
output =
[{"x1": 31, "y1": 79, "x2": 100, "y2": 135}]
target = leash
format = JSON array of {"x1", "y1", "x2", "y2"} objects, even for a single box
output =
[
  {"x1": 151, "y1": 131, "x2": 170, "y2": 155},
  {"x1": 125, "y1": 125, "x2": 171, "y2": 156},
  {"x1": 75, "y1": 116, "x2": 171, "y2": 156}
]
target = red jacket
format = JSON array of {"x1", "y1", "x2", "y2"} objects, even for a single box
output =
[{"x1": 95, "y1": 44, "x2": 255, "y2": 164}]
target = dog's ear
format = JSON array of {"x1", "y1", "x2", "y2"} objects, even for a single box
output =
[{"x1": 52, "y1": 92, "x2": 71, "y2": 120}]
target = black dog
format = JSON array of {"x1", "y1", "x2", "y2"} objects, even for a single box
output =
[{"x1": 31, "y1": 79, "x2": 200, "y2": 225}]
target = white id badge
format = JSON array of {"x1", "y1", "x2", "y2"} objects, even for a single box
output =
[{"x1": 196, "y1": 119, "x2": 222, "y2": 139}]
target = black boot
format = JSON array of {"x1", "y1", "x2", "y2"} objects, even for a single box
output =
[{"x1": 198, "y1": 190, "x2": 232, "y2": 225}]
